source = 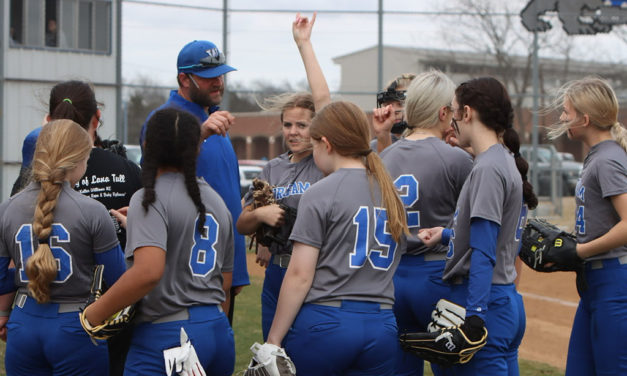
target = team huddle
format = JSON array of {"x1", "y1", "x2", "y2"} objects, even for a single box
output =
[{"x1": 0, "y1": 12, "x2": 625, "y2": 376}]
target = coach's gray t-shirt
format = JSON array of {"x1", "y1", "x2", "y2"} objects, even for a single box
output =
[
  {"x1": 244, "y1": 153, "x2": 324, "y2": 254},
  {"x1": 443, "y1": 144, "x2": 525, "y2": 285},
  {"x1": 0, "y1": 181, "x2": 119, "y2": 303},
  {"x1": 126, "y1": 173, "x2": 234, "y2": 322},
  {"x1": 381, "y1": 137, "x2": 472, "y2": 255},
  {"x1": 575, "y1": 140, "x2": 627, "y2": 261},
  {"x1": 290, "y1": 168, "x2": 406, "y2": 305}
]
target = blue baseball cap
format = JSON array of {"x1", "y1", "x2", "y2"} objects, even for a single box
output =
[{"x1": 177, "y1": 40, "x2": 236, "y2": 78}]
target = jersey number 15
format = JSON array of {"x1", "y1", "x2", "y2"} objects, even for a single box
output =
[{"x1": 350, "y1": 207, "x2": 397, "y2": 271}]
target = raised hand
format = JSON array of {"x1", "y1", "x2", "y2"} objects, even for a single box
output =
[{"x1": 293, "y1": 12, "x2": 317, "y2": 47}]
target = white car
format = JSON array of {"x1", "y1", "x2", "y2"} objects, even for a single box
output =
[
  {"x1": 239, "y1": 165, "x2": 263, "y2": 197},
  {"x1": 125, "y1": 144, "x2": 142, "y2": 166}
]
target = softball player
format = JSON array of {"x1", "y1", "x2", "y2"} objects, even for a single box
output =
[
  {"x1": 379, "y1": 71, "x2": 473, "y2": 376},
  {"x1": 420, "y1": 77, "x2": 537, "y2": 375},
  {"x1": 0, "y1": 120, "x2": 126, "y2": 376},
  {"x1": 266, "y1": 100, "x2": 408, "y2": 375},
  {"x1": 547, "y1": 77, "x2": 627, "y2": 376},
  {"x1": 82, "y1": 108, "x2": 235, "y2": 376},
  {"x1": 371, "y1": 73, "x2": 416, "y2": 154},
  {"x1": 237, "y1": 12, "x2": 329, "y2": 340}
]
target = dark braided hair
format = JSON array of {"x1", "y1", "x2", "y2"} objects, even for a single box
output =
[
  {"x1": 49, "y1": 81, "x2": 98, "y2": 130},
  {"x1": 455, "y1": 77, "x2": 538, "y2": 209},
  {"x1": 141, "y1": 108, "x2": 207, "y2": 234}
]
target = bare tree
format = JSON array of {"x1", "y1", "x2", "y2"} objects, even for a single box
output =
[
  {"x1": 438, "y1": 0, "x2": 569, "y2": 142},
  {"x1": 125, "y1": 75, "x2": 169, "y2": 145}
]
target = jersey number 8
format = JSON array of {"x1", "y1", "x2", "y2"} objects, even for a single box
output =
[{"x1": 189, "y1": 213, "x2": 219, "y2": 277}]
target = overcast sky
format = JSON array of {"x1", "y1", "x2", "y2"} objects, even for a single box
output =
[{"x1": 122, "y1": 0, "x2": 627, "y2": 91}]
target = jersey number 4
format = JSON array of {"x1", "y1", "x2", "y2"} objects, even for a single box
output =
[
  {"x1": 189, "y1": 214, "x2": 219, "y2": 277},
  {"x1": 350, "y1": 206, "x2": 397, "y2": 271},
  {"x1": 16, "y1": 224, "x2": 72, "y2": 283}
]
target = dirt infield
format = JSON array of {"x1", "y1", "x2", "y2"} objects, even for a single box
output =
[{"x1": 518, "y1": 268, "x2": 577, "y2": 370}]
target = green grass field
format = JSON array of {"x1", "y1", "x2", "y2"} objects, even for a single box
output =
[{"x1": 0, "y1": 269, "x2": 564, "y2": 376}]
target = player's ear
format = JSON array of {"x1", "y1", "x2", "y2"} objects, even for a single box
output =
[
  {"x1": 320, "y1": 136, "x2": 332, "y2": 153},
  {"x1": 462, "y1": 105, "x2": 471, "y2": 122},
  {"x1": 581, "y1": 113, "x2": 590, "y2": 128},
  {"x1": 439, "y1": 106, "x2": 448, "y2": 122}
]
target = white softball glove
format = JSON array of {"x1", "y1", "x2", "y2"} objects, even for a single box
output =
[
  {"x1": 163, "y1": 327, "x2": 206, "y2": 376},
  {"x1": 243, "y1": 342, "x2": 296, "y2": 376}
]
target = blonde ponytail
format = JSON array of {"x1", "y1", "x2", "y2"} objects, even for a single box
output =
[
  {"x1": 611, "y1": 122, "x2": 627, "y2": 153},
  {"x1": 27, "y1": 119, "x2": 91, "y2": 303}
]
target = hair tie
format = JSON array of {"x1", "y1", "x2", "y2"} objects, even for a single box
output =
[
  {"x1": 361, "y1": 149, "x2": 373, "y2": 157},
  {"x1": 38, "y1": 238, "x2": 48, "y2": 245},
  {"x1": 514, "y1": 152, "x2": 521, "y2": 158},
  {"x1": 62, "y1": 98, "x2": 73, "y2": 104}
]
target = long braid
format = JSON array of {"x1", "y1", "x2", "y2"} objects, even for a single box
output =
[
  {"x1": 140, "y1": 157, "x2": 158, "y2": 212},
  {"x1": 611, "y1": 122, "x2": 627, "y2": 153},
  {"x1": 27, "y1": 120, "x2": 92, "y2": 303},
  {"x1": 176, "y1": 114, "x2": 206, "y2": 234}
]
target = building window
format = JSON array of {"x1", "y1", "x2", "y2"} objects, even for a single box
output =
[{"x1": 10, "y1": 0, "x2": 112, "y2": 54}]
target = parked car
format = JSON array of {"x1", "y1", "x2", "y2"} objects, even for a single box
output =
[
  {"x1": 520, "y1": 145, "x2": 582, "y2": 196},
  {"x1": 239, "y1": 160, "x2": 266, "y2": 197}
]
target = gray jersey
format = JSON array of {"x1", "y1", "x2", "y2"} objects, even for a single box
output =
[
  {"x1": 575, "y1": 140, "x2": 627, "y2": 261},
  {"x1": 0, "y1": 181, "x2": 119, "y2": 303},
  {"x1": 290, "y1": 168, "x2": 406, "y2": 305},
  {"x1": 381, "y1": 137, "x2": 472, "y2": 255},
  {"x1": 244, "y1": 153, "x2": 324, "y2": 254},
  {"x1": 126, "y1": 173, "x2": 234, "y2": 322},
  {"x1": 443, "y1": 144, "x2": 525, "y2": 285}
]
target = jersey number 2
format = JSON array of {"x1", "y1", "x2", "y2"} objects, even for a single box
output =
[
  {"x1": 16, "y1": 224, "x2": 72, "y2": 283},
  {"x1": 394, "y1": 175, "x2": 420, "y2": 229},
  {"x1": 350, "y1": 206, "x2": 397, "y2": 271},
  {"x1": 189, "y1": 214, "x2": 219, "y2": 277}
]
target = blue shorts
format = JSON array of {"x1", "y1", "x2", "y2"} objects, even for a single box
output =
[
  {"x1": 566, "y1": 257, "x2": 627, "y2": 376},
  {"x1": 124, "y1": 305, "x2": 234, "y2": 376},
  {"x1": 5, "y1": 295, "x2": 108, "y2": 376},
  {"x1": 261, "y1": 255, "x2": 289, "y2": 340},
  {"x1": 393, "y1": 255, "x2": 450, "y2": 376},
  {"x1": 285, "y1": 300, "x2": 398, "y2": 376},
  {"x1": 436, "y1": 283, "x2": 525, "y2": 376}
]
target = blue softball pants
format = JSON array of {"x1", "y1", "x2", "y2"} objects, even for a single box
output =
[
  {"x1": 5, "y1": 295, "x2": 108, "y2": 376},
  {"x1": 435, "y1": 283, "x2": 526, "y2": 376},
  {"x1": 565, "y1": 257, "x2": 627, "y2": 376},
  {"x1": 124, "y1": 305, "x2": 234, "y2": 376},
  {"x1": 285, "y1": 300, "x2": 398, "y2": 376},
  {"x1": 261, "y1": 255, "x2": 289, "y2": 341},
  {"x1": 394, "y1": 255, "x2": 451, "y2": 376}
]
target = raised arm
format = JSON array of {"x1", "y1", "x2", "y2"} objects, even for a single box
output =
[{"x1": 293, "y1": 12, "x2": 331, "y2": 110}]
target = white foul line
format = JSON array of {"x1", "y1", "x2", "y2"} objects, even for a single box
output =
[{"x1": 519, "y1": 291, "x2": 579, "y2": 308}]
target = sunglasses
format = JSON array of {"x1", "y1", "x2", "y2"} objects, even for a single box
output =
[{"x1": 178, "y1": 50, "x2": 226, "y2": 71}]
